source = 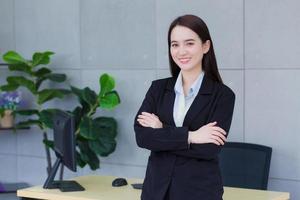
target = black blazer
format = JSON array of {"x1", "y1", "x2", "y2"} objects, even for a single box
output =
[{"x1": 134, "y1": 75, "x2": 235, "y2": 200}]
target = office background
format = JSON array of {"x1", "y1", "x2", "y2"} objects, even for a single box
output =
[{"x1": 0, "y1": 0, "x2": 299, "y2": 199}]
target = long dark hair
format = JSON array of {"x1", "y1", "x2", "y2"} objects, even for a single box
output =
[{"x1": 167, "y1": 14, "x2": 223, "y2": 83}]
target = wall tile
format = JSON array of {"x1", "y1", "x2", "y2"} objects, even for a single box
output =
[
  {"x1": 221, "y1": 70, "x2": 244, "y2": 142},
  {"x1": 14, "y1": 0, "x2": 80, "y2": 67},
  {"x1": 0, "y1": 131, "x2": 17, "y2": 154},
  {"x1": 245, "y1": 70, "x2": 300, "y2": 180},
  {"x1": 156, "y1": 0, "x2": 243, "y2": 69},
  {"x1": 17, "y1": 156, "x2": 48, "y2": 185},
  {"x1": 268, "y1": 178, "x2": 299, "y2": 200},
  {"x1": 0, "y1": 154, "x2": 17, "y2": 183},
  {"x1": 17, "y1": 127, "x2": 46, "y2": 157},
  {"x1": 81, "y1": 69, "x2": 155, "y2": 166},
  {"x1": 156, "y1": 69, "x2": 171, "y2": 79},
  {"x1": 245, "y1": 0, "x2": 300, "y2": 68},
  {"x1": 0, "y1": 0, "x2": 14, "y2": 62},
  {"x1": 80, "y1": 0, "x2": 156, "y2": 68}
]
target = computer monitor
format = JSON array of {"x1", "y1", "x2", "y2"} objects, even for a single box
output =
[{"x1": 43, "y1": 110, "x2": 84, "y2": 192}]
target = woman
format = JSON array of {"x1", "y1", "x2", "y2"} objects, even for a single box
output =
[{"x1": 134, "y1": 14, "x2": 235, "y2": 200}]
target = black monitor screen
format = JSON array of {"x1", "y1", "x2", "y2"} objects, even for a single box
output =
[
  {"x1": 53, "y1": 111, "x2": 76, "y2": 171},
  {"x1": 43, "y1": 110, "x2": 84, "y2": 192}
]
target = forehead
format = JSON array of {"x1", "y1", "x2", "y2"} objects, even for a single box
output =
[{"x1": 170, "y1": 25, "x2": 200, "y2": 42}]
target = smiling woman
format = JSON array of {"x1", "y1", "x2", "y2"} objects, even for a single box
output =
[
  {"x1": 134, "y1": 15, "x2": 235, "y2": 200},
  {"x1": 170, "y1": 25, "x2": 210, "y2": 75}
]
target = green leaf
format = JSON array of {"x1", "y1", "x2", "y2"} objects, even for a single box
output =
[
  {"x1": 93, "y1": 117, "x2": 117, "y2": 138},
  {"x1": 43, "y1": 73, "x2": 66, "y2": 82},
  {"x1": 87, "y1": 117, "x2": 117, "y2": 157},
  {"x1": 37, "y1": 89, "x2": 71, "y2": 104},
  {"x1": 71, "y1": 86, "x2": 86, "y2": 104},
  {"x1": 15, "y1": 109, "x2": 39, "y2": 116},
  {"x1": 0, "y1": 84, "x2": 19, "y2": 91},
  {"x1": 8, "y1": 64, "x2": 32, "y2": 74},
  {"x1": 79, "y1": 116, "x2": 99, "y2": 140},
  {"x1": 6, "y1": 76, "x2": 36, "y2": 94},
  {"x1": 32, "y1": 51, "x2": 54, "y2": 67},
  {"x1": 71, "y1": 86, "x2": 90, "y2": 114},
  {"x1": 89, "y1": 138, "x2": 116, "y2": 157},
  {"x1": 0, "y1": 108, "x2": 4, "y2": 117},
  {"x1": 3, "y1": 51, "x2": 28, "y2": 65},
  {"x1": 72, "y1": 106, "x2": 84, "y2": 129},
  {"x1": 99, "y1": 91, "x2": 120, "y2": 109},
  {"x1": 76, "y1": 151, "x2": 87, "y2": 168},
  {"x1": 33, "y1": 67, "x2": 52, "y2": 77},
  {"x1": 15, "y1": 120, "x2": 42, "y2": 129},
  {"x1": 83, "y1": 87, "x2": 97, "y2": 106},
  {"x1": 71, "y1": 86, "x2": 96, "y2": 110},
  {"x1": 99, "y1": 73, "x2": 115, "y2": 97},
  {"x1": 77, "y1": 140, "x2": 99, "y2": 170},
  {"x1": 39, "y1": 109, "x2": 61, "y2": 129}
]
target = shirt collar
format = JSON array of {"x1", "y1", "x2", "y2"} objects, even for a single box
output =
[{"x1": 174, "y1": 71, "x2": 204, "y2": 97}]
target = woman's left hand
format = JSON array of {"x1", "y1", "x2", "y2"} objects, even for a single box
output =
[{"x1": 137, "y1": 112, "x2": 163, "y2": 129}]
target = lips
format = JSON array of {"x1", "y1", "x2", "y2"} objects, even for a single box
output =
[{"x1": 178, "y1": 58, "x2": 191, "y2": 64}]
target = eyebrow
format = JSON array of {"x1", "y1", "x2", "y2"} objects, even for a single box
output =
[{"x1": 171, "y1": 39, "x2": 196, "y2": 43}]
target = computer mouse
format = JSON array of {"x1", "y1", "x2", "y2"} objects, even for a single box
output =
[{"x1": 112, "y1": 178, "x2": 128, "y2": 187}]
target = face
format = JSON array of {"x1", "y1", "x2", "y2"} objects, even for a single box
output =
[{"x1": 170, "y1": 25, "x2": 210, "y2": 73}]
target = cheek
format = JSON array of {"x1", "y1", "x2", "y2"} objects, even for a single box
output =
[{"x1": 170, "y1": 49, "x2": 177, "y2": 60}]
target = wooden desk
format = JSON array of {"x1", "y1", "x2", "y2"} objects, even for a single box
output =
[{"x1": 17, "y1": 175, "x2": 290, "y2": 200}]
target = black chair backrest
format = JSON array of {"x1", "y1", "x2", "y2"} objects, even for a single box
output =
[{"x1": 219, "y1": 142, "x2": 272, "y2": 190}]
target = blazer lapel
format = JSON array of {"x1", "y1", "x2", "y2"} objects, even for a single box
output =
[
  {"x1": 182, "y1": 74, "x2": 214, "y2": 127},
  {"x1": 163, "y1": 78, "x2": 176, "y2": 126}
]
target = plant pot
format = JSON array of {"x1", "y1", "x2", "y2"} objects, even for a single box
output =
[{"x1": 0, "y1": 110, "x2": 14, "y2": 128}]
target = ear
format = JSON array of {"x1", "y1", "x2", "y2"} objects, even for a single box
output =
[{"x1": 203, "y1": 40, "x2": 211, "y2": 54}]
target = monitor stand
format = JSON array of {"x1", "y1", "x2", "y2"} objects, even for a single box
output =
[{"x1": 43, "y1": 157, "x2": 85, "y2": 192}]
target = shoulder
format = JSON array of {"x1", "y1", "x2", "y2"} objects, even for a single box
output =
[
  {"x1": 151, "y1": 77, "x2": 173, "y2": 87},
  {"x1": 144, "y1": 77, "x2": 174, "y2": 97},
  {"x1": 213, "y1": 82, "x2": 235, "y2": 102},
  {"x1": 204, "y1": 75, "x2": 235, "y2": 99},
  {"x1": 149, "y1": 77, "x2": 175, "y2": 91},
  {"x1": 217, "y1": 82, "x2": 235, "y2": 96}
]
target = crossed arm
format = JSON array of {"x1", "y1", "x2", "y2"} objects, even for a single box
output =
[
  {"x1": 137, "y1": 112, "x2": 227, "y2": 146},
  {"x1": 134, "y1": 81, "x2": 235, "y2": 159}
]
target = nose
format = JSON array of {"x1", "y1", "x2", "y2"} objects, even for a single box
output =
[{"x1": 178, "y1": 47, "x2": 187, "y2": 56}]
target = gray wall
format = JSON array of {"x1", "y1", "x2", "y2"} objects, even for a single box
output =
[{"x1": 0, "y1": 0, "x2": 299, "y2": 199}]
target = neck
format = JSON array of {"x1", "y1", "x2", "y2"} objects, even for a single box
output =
[{"x1": 181, "y1": 66, "x2": 202, "y2": 87}]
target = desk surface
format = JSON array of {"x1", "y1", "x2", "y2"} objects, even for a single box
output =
[{"x1": 17, "y1": 175, "x2": 290, "y2": 200}]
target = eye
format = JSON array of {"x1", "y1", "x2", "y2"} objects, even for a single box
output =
[
  {"x1": 171, "y1": 43, "x2": 178, "y2": 47},
  {"x1": 186, "y1": 42, "x2": 194, "y2": 46}
]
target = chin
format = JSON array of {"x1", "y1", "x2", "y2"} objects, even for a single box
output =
[{"x1": 178, "y1": 64, "x2": 196, "y2": 72}]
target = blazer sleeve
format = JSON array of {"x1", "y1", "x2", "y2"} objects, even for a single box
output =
[
  {"x1": 170, "y1": 87, "x2": 235, "y2": 160},
  {"x1": 134, "y1": 81, "x2": 190, "y2": 152}
]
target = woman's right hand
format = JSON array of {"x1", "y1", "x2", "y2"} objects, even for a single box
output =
[{"x1": 188, "y1": 122, "x2": 227, "y2": 146}]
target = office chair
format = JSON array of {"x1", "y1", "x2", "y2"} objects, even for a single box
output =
[{"x1": 218, "y1": 142, "x2": 272, "y2": 190}]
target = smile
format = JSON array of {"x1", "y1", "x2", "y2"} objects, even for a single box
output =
[{"x1": 178, "y1": 58, "x2": 191, "y2": 64}]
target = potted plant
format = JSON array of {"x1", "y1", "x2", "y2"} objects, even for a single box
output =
[
  {"x1": 1, "y1": 50, "x2": 121, "y2": 173},
  {"x1": 0, "y1": 91, "x2": 22, "y2": 128}
]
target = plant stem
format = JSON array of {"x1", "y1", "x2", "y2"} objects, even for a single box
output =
[
  {"x1": 43, "y1": 130, "x2": 52, "y2": 175},
  {"x1": 75, "y1": 102, "x2": 99, "y2": 135}
]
